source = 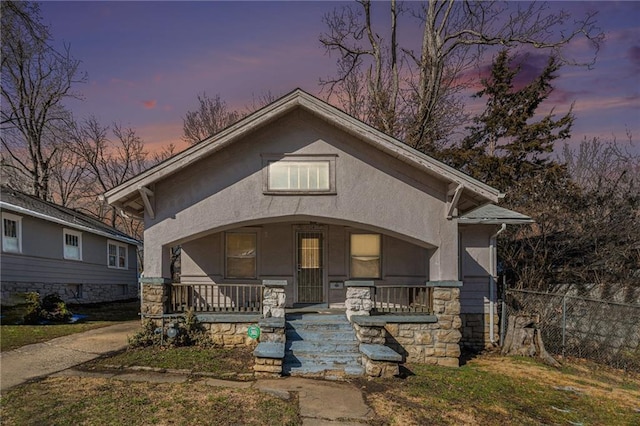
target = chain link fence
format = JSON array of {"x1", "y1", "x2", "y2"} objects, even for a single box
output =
[{"x1": 502, "y1": 289, "x2": 640, "y2": 371}]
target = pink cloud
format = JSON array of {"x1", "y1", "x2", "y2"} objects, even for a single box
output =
[{"x1": 142, "y1": 100, "x2": 157, "y2": 109}]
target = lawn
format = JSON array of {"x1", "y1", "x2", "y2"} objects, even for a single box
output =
[
  {"x1": 3, "y1": 346, "x2": 639, "y2": 425},
  {"x1": 0, "y1": 377, "x2": 300, "y2": 426},
  {"x1": 360, "y1": 354, "x2": 640, "y2": 425},
  {"x1": 84, "y1": 345, "x2": 255, "y2": 378},
  {"x1": 0, "y1": 300, "x2": 139, "y2": 352}
]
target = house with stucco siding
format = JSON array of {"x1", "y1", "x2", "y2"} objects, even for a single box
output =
[{"x1": 104, "y1": 89, "x2": 531, "y2": 377}]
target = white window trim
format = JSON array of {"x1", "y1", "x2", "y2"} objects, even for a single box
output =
[
  {"x1": 349, "y1": 232, "x2": 383, "y2": 279},
  {"x1": 2, "y1": 212, "x2": 22, "y2": 253},
  {"x1": 107, "y1": 240, "x2": 128, "y2": 269},
  {"x1": 224, "y1": 230, "x2": 259, "y2": 280},
  {"x1": 262, "y1": 154, "x2": 337, "y2": 195},
  {"x1": 63, "y1": 228, "x2": 82, "y2": 261}
]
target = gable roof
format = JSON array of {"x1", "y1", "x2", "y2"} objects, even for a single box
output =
[
  {"x1": 458, "y1": 203, "x2": 533, "y2": 224},
  {"x1": 0, "y1": 186, "x2": 141, "y2": 246},
  {"x1": 104, "y1": 88, "x2": 504, "y2": 217}
]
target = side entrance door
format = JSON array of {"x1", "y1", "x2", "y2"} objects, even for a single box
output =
[{"x1": 295, "y1": 229, "x2": 325, "y2": 304}]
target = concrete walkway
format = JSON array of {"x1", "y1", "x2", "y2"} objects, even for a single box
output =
[
  {"x1": 1, "y1": 321, "x2": 374, "y2": 424},
  {"x1": 0, "y1": 320, "x2": 139, "y2": 392}
]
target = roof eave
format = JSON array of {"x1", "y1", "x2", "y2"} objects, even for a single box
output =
[{"x1": 0, "y1": 201, "x2": 142, "y2": 246}]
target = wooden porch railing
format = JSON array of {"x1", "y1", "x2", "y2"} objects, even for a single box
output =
[
  {"x1": 373, "y1": 285, "x2": 433, "y2": 314},
  {"x1": 170, "y1": 283, "x2": 262, "y2": 313}
]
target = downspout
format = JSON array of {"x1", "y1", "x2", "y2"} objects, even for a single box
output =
[{"x1": 489, "y1": 223, "x2": 507, "y2": 344}]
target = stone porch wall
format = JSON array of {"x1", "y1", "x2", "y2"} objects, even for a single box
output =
[
  {"x1": 1, "y1": 281, "x2": 138, "y2": 305},
  {"x1": 348, "y1": 284, "x2": 462, "y2": 367},
  {"x1": 460, "y1": 313, "x2": 499, "y2": 351}
]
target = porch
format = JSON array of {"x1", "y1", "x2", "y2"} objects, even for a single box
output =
[{"x1": 140, "y1": 279, "x2": 462, "y2": 377}]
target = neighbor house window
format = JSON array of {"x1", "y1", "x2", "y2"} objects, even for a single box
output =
[
  {"x1": 108, "y1": 241, "x2": 128, "y2": 269},
  {"x1": 263, "y1": 155, "x2": 336, "y2": 194},
  {"x1": 63, "y1": 229, "x2": 82, "y2": 260},
  {"x1": 225, "y1": 232, "x2": 257, "y2": 279},
  {"x1": 350, "y1": 233, "x2": 381, "y2": 278},
  {"x1": 2, "y1": 212, "x2": 22, "y2": 253}
]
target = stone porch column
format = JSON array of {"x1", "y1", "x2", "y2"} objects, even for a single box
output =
[
  {"x1": 140, "y1": 277, "x2": 171, "y2": 319},
  {"x1": 262, "y1": 280, "x2": 287, "y2": 318},
  {"x1": 345, "y1": 281, "x2": 374, "y2": 321}
]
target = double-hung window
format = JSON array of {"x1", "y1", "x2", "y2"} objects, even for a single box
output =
[
  {"x1": 263, "y1": 155, "x2": 336, "y2": 194},
  {"x1": 225, "y1": 232, "x2": 257, "y2": 279},
  {"x1": 2, "y1": 212, "x2": 22, "y2": 253},
  {"x1": 350, "y1": 233, "x2": 381, "y2": 279},
  {"x1": 108, "y1": 241, "x2": 128, "y2": 269},
  {"x1": 63, "y1": 229, "x2": 82, "y2": 260}
]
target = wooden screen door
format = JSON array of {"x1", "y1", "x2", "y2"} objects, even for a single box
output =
[{"x1": 296, "y1": 231, "x2": 325, "y2": 303}]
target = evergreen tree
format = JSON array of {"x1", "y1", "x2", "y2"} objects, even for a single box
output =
[{"x1": 441, "y1": 49, "x2": 573, "y2": 192}]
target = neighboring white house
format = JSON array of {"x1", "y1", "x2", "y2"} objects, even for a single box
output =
[{"x1": 1, "y1": 186, "x2": 141, "y2": 304}]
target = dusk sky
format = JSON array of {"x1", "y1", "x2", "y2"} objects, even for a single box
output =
[{"x1": 38, "y1": 1, "x2": 640, "y2": 154}]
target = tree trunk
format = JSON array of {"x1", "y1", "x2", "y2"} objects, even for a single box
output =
[{"x1": 502, "y1": 314, "x2": 561, "y2": 368}]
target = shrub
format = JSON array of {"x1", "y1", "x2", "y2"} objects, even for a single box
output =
[
  {"x1": 128, "y1": 310, "x2": 212, "y2": 348},
  {"x1": 14, "y1": 292, "x2": 73, "y2": 324},
  {"x1": 128, "y1": 318, "x2": 162, "y2": 348}
]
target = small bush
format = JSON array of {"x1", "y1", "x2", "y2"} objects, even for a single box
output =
[
  {"x1": 128, "y1": 319, "x2": 162, "y2": 348},
  {"x1": 128, "y1": 310, "x2": 211, "y2": 349},
  {"x1": 169, "y1": 309, "x2": 212, "y2": 348},
  {"x1": 12, "y1": 292, "x2": 73, "y2": 324}
]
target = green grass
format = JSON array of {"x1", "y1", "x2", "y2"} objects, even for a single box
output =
[
  {"x1": 85, "y1": 346, "x2": 255, "y2": 377},
  {"x1": 0, "y1": 300, "x2": 139, "y2": 352},
  {"x1": 361, "y1": 357, "x2": 640, "y2": 426},
  {"x1": 0, "y1": 377, "x2": 300, "y2": 426}
]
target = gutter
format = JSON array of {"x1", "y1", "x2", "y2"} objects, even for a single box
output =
[{"x1": 489, "y1": 223, "x2": 507, "y2": 345}]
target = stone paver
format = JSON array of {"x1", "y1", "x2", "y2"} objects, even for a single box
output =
[{"x1": 256, "y1": 377, "x2": 373, "y2": 424}]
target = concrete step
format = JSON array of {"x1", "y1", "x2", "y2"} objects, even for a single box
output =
[
  {"x1": 284, "y1": 352, "x2": 361, "y2": 365},
  {"x1": 285, "y1": 340, "x2": 359, "y2": 353},
  {"x1": 283, "y1": 354, "x2": 361, "y2": 374},
  {"x1": 286, "y1": 321, "x2": 354, "y2": 331},
  {"x1": 286, "y1": 314, "x2": 348, "y2": 323},
  {"x1": 286, "y1": 329, "x2": 357, "y2": 342},
  {"x1": 283, "y1": 313, "x2": 362, "y2": 378}
]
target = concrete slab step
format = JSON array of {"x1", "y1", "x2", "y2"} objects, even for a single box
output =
[
  {"x1": 286, "y1": 322, "x2": 354, "y2": 331},
  {"x1": 286, "y1": 330, "x2": 357, "y2": 342},
  {"x1": 285, "y1": 340, "x2": 359, "y2": 353}
]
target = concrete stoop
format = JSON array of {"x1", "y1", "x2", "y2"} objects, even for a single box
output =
[{"x1": 283, "y1": 313, "x2": 365, "y2": 379}]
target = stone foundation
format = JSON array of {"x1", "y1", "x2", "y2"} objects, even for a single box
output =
[
  {"x1": 460, "y1": 313, "x2": 499, "y2": 350},
  {"x1": 254, "y1": 357, "x2": 283, "y2": 377},
  {"x1": 361, "y1": 355, "x2": 399, "y2": 377},
  {"x1": 204, "y1": 322, "x2": 258, "y2": 348},
  {"x1": 350, "y1": 286, "x2": 462, "y2": 367},
  {"x1": 1, "y1": 281, "x2": 138, "y2": 305}
]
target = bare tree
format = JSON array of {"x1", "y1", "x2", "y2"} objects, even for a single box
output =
[
  {"x1": 1, "y1": 1, "x2": 86, "y2": 199},
  {"x1": 320, "y1": 0, "x2": 603, "y2": 153},
  {"x1": 67, "y1": 117, "x2": 148, "y2": 227},
  {"x1": 182, "y1": 92, "x2": 240, "y2": 145}
]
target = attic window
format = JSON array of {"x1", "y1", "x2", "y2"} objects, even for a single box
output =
[{"x1": 263, "y1": 154, "x2": 336, "y2": 194}]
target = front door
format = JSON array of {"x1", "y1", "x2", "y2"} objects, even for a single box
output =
[{"x1": 296, "y1": 230, "x2": 325, "y2": 304}]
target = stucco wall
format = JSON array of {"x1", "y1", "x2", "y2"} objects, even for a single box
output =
[
  {"x1": 143, "y1": 108, "x2": 459, "y2": 281},
  {"x1": 180, "y1": 223, "x2": 429, "y2": 307},
  {"x1": 459, "y1": 225, "x2": 499, "y2": 349}
]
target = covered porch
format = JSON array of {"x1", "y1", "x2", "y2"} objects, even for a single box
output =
[{"x1": 152, "y1": 218, "x2": 449, "y2": 315}]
